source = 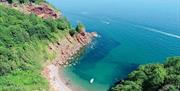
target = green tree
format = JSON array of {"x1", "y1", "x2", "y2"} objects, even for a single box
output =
[
  {"x1": 7, "y1": 0, "x2": 13, "y2": 4},
  {"x1": 19, "y1": 0, "x2": 25, "y2": 4},
  {"x1": 76, "y1": 22, "x2": 85, "y2": 33},
  {"x1": 69, "y1": 29, "x2": 76, "y2": 36},
  {"x1": 112, "y1": 81, "x2": 141, "y2": 91},
  {"x1": 8, "y1": 26, "x2": 30, "y2": 43},
  {"x1": 28, "y1": 24, "x2": 51, "y2": 39},
  {"x1": 44, "y1": 19, "x2": 58, "y2": 32},
  {"x1": 29, "y1": 0, "x2": 35, "y2": 3},
  {"x1": 56, "y1": 18, "x2": 71, "y2": 31}
]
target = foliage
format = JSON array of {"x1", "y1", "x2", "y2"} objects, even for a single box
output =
[
  {"x1": 69, "y1": 29, "x2": 76, "y2": 37},
  {"x1": 7, "y1": 0, "x2": 13, "y2": 4},
  {"x1": 111, "y1": 57, "x2": 180, "y2": 91},
  {"x1": 0, "y1": 70, "x2": 48, "y2": 91},
  {"x1": 29, "y1": 0, "x2": 35, "y2": 3},
  {"x1": 56, "y1": 18, "x2": 71, "y2": 31},
  {"x1": 75, "y1": 22, "x2": 85, "y2": 33},
  {"x1": 0, "y1": 5, "x2": 71, "y2": 90}
]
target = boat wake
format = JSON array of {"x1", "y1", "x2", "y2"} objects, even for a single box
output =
[
  {"x1": 134, "y1": 25, "x2": 180, "y2": 39},
  {"x1": 101, "y1": 20, "x2": 110, "y2": 25}
]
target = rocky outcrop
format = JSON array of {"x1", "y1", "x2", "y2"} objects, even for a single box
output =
[
  {"x1": 0, "y1": 2, "x2": 60, "y2": 19},
  {"x1": 27, "y1": 4, "x2": 60, "y2": 19},
  {"x1": 48, "y1": 32, "x2": 97, "y2": 66}
]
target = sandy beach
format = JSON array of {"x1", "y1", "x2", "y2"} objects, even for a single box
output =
[{"x1": 46, "y1": 64, "x2": 71, "y2": 91}]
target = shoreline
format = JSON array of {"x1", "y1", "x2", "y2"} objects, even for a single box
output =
[
  {"x1": 44, "y1": 64, "x2": 72, "y2": 91},
  {"x1": 43, "y1": 32, "x2": 98, "y2": 91}
]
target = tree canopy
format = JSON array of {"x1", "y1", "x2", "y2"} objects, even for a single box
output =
[
  {"x1": 111, "y1": 57, "x2": 180, "y2": 91},
  {"x1": 75, "y1": 22, "x2": 85, "y2": 33}
]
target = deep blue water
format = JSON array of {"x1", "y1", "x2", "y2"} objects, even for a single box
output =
[{"x1": 47, "y1": 0, "x2": 180, "y2": 91}]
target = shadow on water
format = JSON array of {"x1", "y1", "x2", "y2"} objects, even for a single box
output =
[
  {"x1": 76, "y1": 34, "x2": 120, "y2": 67},
  {"x1": 68, "y1": 35, "x2": 121, "y2": 81},
  {"x1": 110, "y1": 61, "x2": 139, "y2": 82},
  {"x1": 107, "y1": 61, "x2": 139, "y2": 90},
  {"x1": 67, "y1": 33, "x2": 140, "y2": 85}
]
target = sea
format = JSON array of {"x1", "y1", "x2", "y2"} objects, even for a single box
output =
[{"x1": 47, "y1": 0, "x2": 180, "y2": 91}]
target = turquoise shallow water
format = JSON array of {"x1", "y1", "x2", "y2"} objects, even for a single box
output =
[{"x1": 47, "y1": 0, "x2": 180, "y2": 91}]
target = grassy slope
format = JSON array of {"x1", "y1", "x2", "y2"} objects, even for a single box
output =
[{"x1": 0, "y1": 4, "x2": 71, "y2": 91}]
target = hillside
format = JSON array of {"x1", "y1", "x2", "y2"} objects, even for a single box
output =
[
  {"x1": 0, "y1": 4, "x2": 70, "y2": 91},
  {"x1": 0, "y1": 0, "x2": 97, "y2": 90},
  {"x1": 111, "y1": 57, "x2": 180, "y2": 91}
]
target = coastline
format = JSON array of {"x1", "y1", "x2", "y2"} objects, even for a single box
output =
[
  {"x1": 43, "y1": 32, "x2": 98, "y2": 91},
  {"x1": 44, "y1": 64, "x2": 72, "y2": 91}
]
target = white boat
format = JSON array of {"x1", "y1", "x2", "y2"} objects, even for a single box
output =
[
  {"x1": 104, "y1": 21, "x2": 110, "y2": 25},
  {"x1": 90, "y1": 78, "x2": 94, "y2": 84}
]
